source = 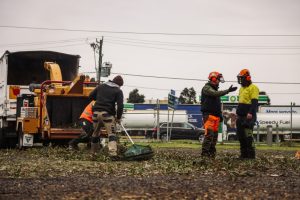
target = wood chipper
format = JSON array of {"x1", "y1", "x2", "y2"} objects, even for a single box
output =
[{"x1": 15, "y1": 62, "x2": 96, "y2": 148}]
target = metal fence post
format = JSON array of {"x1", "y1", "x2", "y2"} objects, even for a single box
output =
[
  {"x1": 156, "y1": 99, "x2": 160, "y2": 140},
  {"x1": 276, "y1": 123, "x2": 280, "y2": 143},
  {"x1": 267, "y1": 125, "x2": 273, "y2": 146},
  {"x1": 256, "y1": 124, "x2": 260, "y2": 143}
]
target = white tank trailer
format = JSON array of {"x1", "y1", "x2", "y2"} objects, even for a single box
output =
[
  {"x1": 224, "y1": 112, "x2": 300, "y2": 142},
  {"x1": 254, "y1": 113, "x2": 300, "y2": 141},
  {"x1": 256, "y1": 113, "x2": 300, "y2": 131},
  {"x1": 121, "y1": 110, "x2": 188, "y2": 136}
]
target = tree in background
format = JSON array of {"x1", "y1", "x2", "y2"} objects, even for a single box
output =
[
  {"x1": 178, "y1": 87, "x2": 197, "y2": 104},
  {"x1": 127, "y1": 89, "x2": 145, "y2": 103}
]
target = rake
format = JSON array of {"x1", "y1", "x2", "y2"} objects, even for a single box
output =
[{"x1": 120, "y1": 122, "x2": 154, "y2": 161}]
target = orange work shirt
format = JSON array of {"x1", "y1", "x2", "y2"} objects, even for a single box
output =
[{"x1": 80, "y1": 101, "x2": 94, "y2": 123}]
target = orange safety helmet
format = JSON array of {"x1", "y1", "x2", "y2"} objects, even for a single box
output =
[
  {"x1": 208, "y1": 71, "x2": 225, "y2": 83},
  {"x1": 237, "y1": 69, "x2": 251, "y2": 84}
]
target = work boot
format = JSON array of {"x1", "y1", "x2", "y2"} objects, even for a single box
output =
[
  {"x1": 108, "y1": 141, "x2": 118, "y2": 157},
  {"x1": 68, "y1": 144, "x2": 79, "y2": 151},
  {"x1": 100, "y1": 138, "x2": 106, "y2": 148},
  {"x1": 68, "y1": 140, "x2": 79, "y2": 151},
  {"x1": 86, "y1": 142, "x2": 91, "y2": 150},
  {"x1": 90, "y1": 142, "x2": 100, "y2": 155}
]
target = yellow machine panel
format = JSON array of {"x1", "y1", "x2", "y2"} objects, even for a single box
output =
[{"x1": 23, "y1": 118, "x2": 39, "y2": 134}]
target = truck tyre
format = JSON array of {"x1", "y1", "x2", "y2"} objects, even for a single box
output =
[
  {"x1": 17, "y1": 127, "x2": 24, "y2": 150},
  {"x1": 0, "y1": 128, "x2": 6, "y2": 148},
  {"x1": 42, "y1": 140, "x2": 50, "y2": 147}
]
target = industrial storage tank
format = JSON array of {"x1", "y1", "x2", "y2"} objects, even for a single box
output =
[
  {"x1": 256, "y1": 113, "x2": 300, "y2": 131},
  {"x1": 122, "y1": 110, "x2": 188, "y2": 129}
]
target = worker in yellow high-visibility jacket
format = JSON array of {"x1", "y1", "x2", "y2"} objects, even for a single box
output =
[{"x1": 236, "y1": 69, "x2": 259, "y2": 159}]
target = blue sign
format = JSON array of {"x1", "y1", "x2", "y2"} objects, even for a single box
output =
[
  {"x1": 170, "y1": 89, "x2": 175, "y2": 96},
  {"x1": 168, "y1": 93, "x2": 178, "y2": 109}
]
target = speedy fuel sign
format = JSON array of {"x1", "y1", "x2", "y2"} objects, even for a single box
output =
[{"x1": 256, "y1": 113, "x2": 300, "y2": 130}]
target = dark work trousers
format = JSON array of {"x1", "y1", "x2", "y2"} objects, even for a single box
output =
[
  {"x1": 69, "y1": 118, "x2": 93, "y2": 146},
  {"x1": 236, "y1": 117, "x2": 256, "y2": 159},
  {"x1": 202, "y1": 130, "x2": 218, "y2": 157}
]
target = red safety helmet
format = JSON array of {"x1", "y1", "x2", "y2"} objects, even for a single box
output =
[
  {"x1": 237, "y1": 69, "x2": 251, "y2": 84},
  {"x1": 208, "y1": 71, "x2": 225, "y2": 83}
]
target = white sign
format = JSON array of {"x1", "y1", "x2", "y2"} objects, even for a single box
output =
[
  {"x1": 23, "y1": 134, "x2": 34, "y2": 146},
  {"x1": 259, "y1": 106, "x2": 300, "y2": 114}
]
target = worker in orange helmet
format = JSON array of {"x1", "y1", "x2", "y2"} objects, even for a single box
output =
[
  {"x1": 68, "y1": 101, "x2": 95, "y2": 150},
  {"x1": 201, "y1": 71, "x2": 237, "y2": 157},
  {"x1": 236, "y1": 69, "x2": 259, "y2": 159}
]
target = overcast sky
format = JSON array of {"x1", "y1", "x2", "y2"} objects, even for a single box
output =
[{"x1": 1, "y1": 0, "x2": 300, "y2": 105}]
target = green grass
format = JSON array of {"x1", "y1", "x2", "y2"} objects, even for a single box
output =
[{"x1": 128, "y1": 139, "x2": 300, "y2": 151}]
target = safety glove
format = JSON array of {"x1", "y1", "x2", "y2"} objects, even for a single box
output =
[{"x1": 228, "y1": 85, "x2": 238, "y2": 92}]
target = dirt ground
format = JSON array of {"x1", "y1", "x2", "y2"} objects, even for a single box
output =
[{"x1": 0, "y1": 146, "x2": 299, "y2": 199}]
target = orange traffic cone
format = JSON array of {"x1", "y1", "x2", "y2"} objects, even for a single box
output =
[{"x1": 295, "y1": 151, "x2": 300, "y2": 159}]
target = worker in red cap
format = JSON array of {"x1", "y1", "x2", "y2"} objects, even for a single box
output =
[
  {"x1": 236, "y1": 69, "x2": 259, "y2": 159},
  {"x1": 201, "y1": 71, "x2": 237, "y2": 157},
  {"x1": 88, "y1": 75, "x2": 124, "y2": 159}
]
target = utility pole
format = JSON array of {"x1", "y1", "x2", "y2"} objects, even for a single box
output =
[
  {"x1": 97, "y1": 37, "x2": 103, "y2": 83},
  {"x1": 90, "y1": 36, "x2": 104, "y2": 83}
]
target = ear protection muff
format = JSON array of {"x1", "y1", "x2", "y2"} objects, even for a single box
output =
[
  {"x1": 246, "y1": 75, "x2": 251, "y2": 81},
  {"x1": 211, "y1": 77, "x2": 217, "y2": 82}
]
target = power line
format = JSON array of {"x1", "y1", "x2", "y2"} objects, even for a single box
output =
[
  {"x1": 82, "y1": 71, "x2": 300, "y2": 85},
  {"x1": 2, "y1": 38, "x2": 299, "y2": 55},
  {"x1": 105, "y1": 40, "x2": 300, "y2": 55},
  {"x1": 112, "y1": 72, "x2": 300, "y2": 85},
  {"x1": 0, "y1": 37, "x2": 88, "y2": 47},
  {"x1": 0, "y1": 42, "x2": 87, "y2": 52},
  {"x1": 1, "y1": 35, "x2": 300, "y2": 50},
  {"x1": 105, "y1": 37, "x2": 300, "y2": 49},
  {"x1": 1, "y1": 25, "x2": 300, "y2": 37},
  {"x1": 124, "y1": 84, "x2": 177, "y2": 91},
  {"x1": 1, "y1": 34, "x2": 299, "y2": 56}
]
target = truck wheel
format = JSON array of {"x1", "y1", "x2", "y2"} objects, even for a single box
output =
[
  {"x1": 42, "y1": 140, "x2": 50, "y2": 147},
  {"x1": 0, "y1": 128, "x2": 6, "y2": 148},
  {"x1": 17, "y1": 127, "x2": 24, "y2": 150}
]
